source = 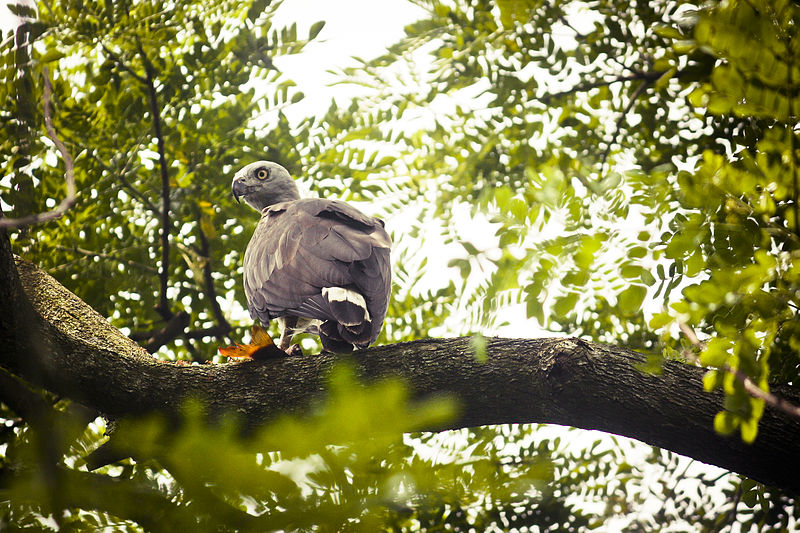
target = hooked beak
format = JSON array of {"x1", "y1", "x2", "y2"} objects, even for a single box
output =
[{"x1": 231, "y1": 176, "x2": 246, "y2": 204}]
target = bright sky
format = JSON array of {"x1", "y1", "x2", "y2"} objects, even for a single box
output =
[{"x1": 271, "y1": 0, "x2": 427, "y2": 118}]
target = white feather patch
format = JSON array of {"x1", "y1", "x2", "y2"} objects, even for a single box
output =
[{"x1": 322, "y1": 287, "x2": 370, "y2": 321}]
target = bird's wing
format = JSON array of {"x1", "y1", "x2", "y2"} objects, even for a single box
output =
[{"x1": 243, "y1": 198, "x2": 391, "y2": 328}]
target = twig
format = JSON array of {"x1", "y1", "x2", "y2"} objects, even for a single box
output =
[
  {"x1": 184, "y1": 325, "x2": 234, "y2": 340},
  {"x1": 117, "y1": 168, "x2": 160, "y2": 214},
  {"x1": 135, "y1": 37, "x2": 172, "y2": 320},
  {"x1": 129, "y1": 323, "x2": 230, "y2": 343},
  {"x1": 197, "y1": 221, "x2": 232, "y2": 342},
  {"x1": 535, "y1": 69, "x2": 663, "y2": 105},
  {"x1": 679, "y1": 322, "x2": 800, "y2": 422},
  {"x1": 788, "y1": 45, "x2": 799, "y2": 236},
  {"x1": 99, "y1": 42, "x2": 147, "y2": 84},
  {"x1": 54, "y1": 244, "x2": 158, "y2": 274},
  {"x1": 1, "y1": 68, "x2": 76, "y2": 228},
  {"x1": 599, "y1": 77, "x2": 653, "y2": 176},
  {"x1": 558, "y1": 15, "x2": 586, "y2": 40},
  {"x1": 142, "y1": 311, "x2": 190, "y2": 354}
]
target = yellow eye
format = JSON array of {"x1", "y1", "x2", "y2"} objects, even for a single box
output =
[{"x1": 256, "y1": 168, "x2": 269, "y2": 180}]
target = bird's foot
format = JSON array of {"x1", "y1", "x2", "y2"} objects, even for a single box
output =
[{"x1": 285, "y1": 343, "x2": 303, "y2": 357}]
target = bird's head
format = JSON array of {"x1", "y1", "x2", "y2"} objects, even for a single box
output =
[{"x1": 232, "y1": 161, "x2": 300, "y2": 212}]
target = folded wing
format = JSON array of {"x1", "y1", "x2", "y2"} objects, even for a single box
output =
[{"x1": 243, "y1": 198, "x2": 391, "y2": 351}]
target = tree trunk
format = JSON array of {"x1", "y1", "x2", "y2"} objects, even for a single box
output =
[{"x1": 2, "y1": 245, "x2": 800, "y2": 493}]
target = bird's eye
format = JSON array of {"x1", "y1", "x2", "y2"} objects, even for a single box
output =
[{"x1": 256, "y1": 168, "x2": 270, "y2": 180}]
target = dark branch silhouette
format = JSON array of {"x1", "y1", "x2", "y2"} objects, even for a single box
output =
[
  {"x1": 196, "y1": 220, "x2": 232, "y2": 343},
  {"x1": 136, "y1": 37, "x2": 173, "y2": 321},
  {"x1": 53, "y1": 244, "x2": 158, "y2": 275},
  {"x1": 0, "y1": 68, "x2": 76, "y2": 229},
  {"x1": 535, "y1": 68, "x2": 665, "y2": 105}
]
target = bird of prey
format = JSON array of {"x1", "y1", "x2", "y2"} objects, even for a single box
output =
[{"x1": 232, "y1": 161, "x2": 392, "y2": 354}]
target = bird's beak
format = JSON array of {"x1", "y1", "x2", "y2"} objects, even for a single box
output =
[{"x1": 232, "y1": 176, "x2": 245, "y2": 203}]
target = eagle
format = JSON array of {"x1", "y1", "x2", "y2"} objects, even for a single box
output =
[{"x1": 232, "y1": 161, "x2": 392, "y2": 354}]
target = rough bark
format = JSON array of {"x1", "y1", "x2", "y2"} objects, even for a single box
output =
[{"x1": 2, "y1": 251, "x2": 800, "y2": 493}]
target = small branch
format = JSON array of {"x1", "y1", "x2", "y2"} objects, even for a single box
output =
[
  {"x1": 185, "y1": 324, "x2": 235, "y2": 340},
  {"x1": 0, "y1": 466, "x2": 203, "y2": 533},
  {"x1": 727, "y1": 366, "x2": 800, "y2": 421},
  {"x1": 535, "y1": 69, "x2": 663, "y2": 105},
  {"x1": 789, "y1": 44, "x2": 799, "y2": 236},
  {"x1": 142, "y1": 310, "x2": 190, "y2": 354},
  {"x1": 53, "y1": 244, "x2": 158, "y2": 274},
  {"x1": 82, "y1": 136, "x2": 160, "y2": 215},
  {"x1": 558, "y1": 15, "x2": 586, "y2": 40},
  {"x1": 117, "y1": 168, "x2": 160, "y2": 214},
  {"x1": 135, "y1": 37, "x2": 172, "y2": 320},
  {"x1": 0, "y1": 367, "x2": 57, "y2": 430},
  {"x1": 197, "y1": 221, "x2": 232, "y2": 342},
  {"x1": 678, "y1": 322, "x2": 701, "y2": 347},
  {"x1": 99, "y1": 42, "x2": 147, "y2": 85},
  {"x1": 0, "y1": 68, "x2": 76, "y2": 229},
  {"x1": 130, "y1": 323, "x2": 230, "y2": 343},
  {"x1": 679, "y1": 322, "x2": 800, "y2": 422},
  {"x1": 599, "y1": 77, "x2": 653, "y2": 176}
]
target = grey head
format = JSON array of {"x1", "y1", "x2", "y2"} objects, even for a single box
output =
[{"x1": 232, "y1": 161, "x2": 301, "y2": 212}]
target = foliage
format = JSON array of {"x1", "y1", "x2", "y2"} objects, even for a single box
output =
[
  {"x1": 1, "y1": 366, "x2": 637, "y2": 531},
  {"x1": 2, "y1": 0, "x2": 800, "y2": 530}
]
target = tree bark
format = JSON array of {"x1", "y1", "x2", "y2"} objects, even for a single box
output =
[{"x1": 2, "y1": 249, "x2": 800, "y2": 493}]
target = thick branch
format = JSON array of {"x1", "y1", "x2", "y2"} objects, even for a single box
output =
[{"x1": 2, "y1": 256, "x2": 800, "y2": 493}]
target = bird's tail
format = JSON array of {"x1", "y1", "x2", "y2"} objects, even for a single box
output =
[{"x1": 320, "y1": 287, "x2": 373, "y2": 351}]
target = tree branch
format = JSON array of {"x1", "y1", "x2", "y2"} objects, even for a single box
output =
[
  {"x1": 128, "y1": 323, "x2": 229, "y2": 343},
  {"x1": 53, "y1": 244, "x2": 158, "y2": 275},
  {"x1": 0, "y1": 67, "x2": 76, "y2": 229},
  {"x1": 2, "y1": 255, "x2": 800, "y2": 493},
  {"x1": 142, "y1": 310, "x2": 190, "y2": 354},
  {"x1": 135, "y1": 38, "x2": 172, "y2": 320},
  {"x1": 196, "y1": 221, "x2": 232, "y2": 343},
  {"x1": 99, "y1": 42, "x2": 148, "y2": 85},
  {"x1": 535, "y1": 69, "x2": 664, "y2": 105}
]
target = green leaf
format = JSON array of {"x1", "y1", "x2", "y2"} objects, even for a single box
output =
[
  {"x1": 699, "y1": 338, "x2": 731, "y2": 368},
  {"x1": 309, "y1": 20, "x2": 326, "y2": 40},
  {"x1": 740, "y1": 415, "x2": 759, "y2": 443},
  {"x1": 703, "y1": 369, "x2": 723, "y2": 392},
  {"x1": 713, "y1": 411, "x2": 738, "y2": 435},
  {"x1": 617, "y1": 285, "x2": 646, "y2": 316},
  {"x1": 553, "y1": 293, "x2": 579, "y2": 318},
  {"x1": 39, "y1": 49, "x2": 65, "y2": 63},
  {"x1": 470, "y1": 334, "x2": 488, "y2": 363}
]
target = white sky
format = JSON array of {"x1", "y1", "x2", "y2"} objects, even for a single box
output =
[{"x1": 271, "y1": 0, "x2": 427, "y2": 118}]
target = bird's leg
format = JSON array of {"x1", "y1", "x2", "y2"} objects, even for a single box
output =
[
  {"x1": 277, "y1": 316, "x2": 304, "y2": 356},
  {"x1": 277, "y1": 316, "x2": 296, "y2": 351}
]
